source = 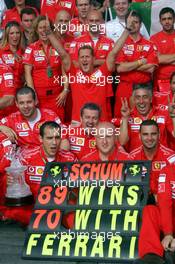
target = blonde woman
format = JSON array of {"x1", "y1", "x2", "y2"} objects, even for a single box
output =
[
  {"x1": 0, "y1": 21, "x2": 24, "y2": 90},
  {"x1": 23, "y1": 15, "x2": 68, "y2": 121}
]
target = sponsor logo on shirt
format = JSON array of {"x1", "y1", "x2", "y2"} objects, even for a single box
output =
[
  {"x1": 89, "y1": 140, "x2": 96, "y2": 148},
  {"x1": 28, "y1": 166, "x2": 44, "y2": 175},
  {"x1": 16, "y1": 122, "x2": 29, "y2": 131},
  {"x1": 152, "y1": 161, "x2": 166, "y2": 171}
]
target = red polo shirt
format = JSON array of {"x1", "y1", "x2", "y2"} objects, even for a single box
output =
[
  {"x1": 150, "y1": 30, "x2": 175, "y2": 82},
  {"x1": 0, "y1": 62, "x2": 15, "y2": 118},
  {"x1": 41, "y1": 0, "x2": 78, "y2": 22},
  {"x1": 82, "y1": 144, "x2": 130, "y2": 161},
  {"x1": 68, "y1": 125, "x2": 97, "y2": 159},
  {"x1": 66, "y1": 62, "x2": 112, "y2": 122},
  {"x1": 112, "y1": 105, "x2": 174, "y2": 152},
  {"x1": 69, "y1": 33, "x2": 114, "y2": 61},
  {"x1": 1, "y1": 6, "x2": 38, "y2": 28},
  {"x1": 116, "y1": 34, "x2": 158, "y2": 83},
  {"x1": 70, "y1": 17, "x2": 88, "y2": 38},
  {"x1": 114, "y1": 34, "x2": 158, "y2": 117},
  {"x1": 0, "y1": 108, "x2": 61, "y2": 147},
  {"x1": 23, "y1": 40, "x2": 62, "y2": 98},
  {"x1": 0, "y1": 44, "x2": 24, "y2": 89}
]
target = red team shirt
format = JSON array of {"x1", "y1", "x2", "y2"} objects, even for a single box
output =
[
  {"x1": 23, "y1": 40, "x2": 64, "y2": 118},
  {"x1": 70, "y1": 17, "x2": 88, "y2": 38},
  {"x1": 150, "y1": 30, "x2": 175, "y2": 88},
  {"x1": 112, "y1": 106, "x2": 174, "y2": 152},
  {"x1": 115, "y1": 35, "x2": 158, "y2": 117},
  {"x1": 69, "y1": 33, "x2": 114, "y2": 61},
  {"x1": 68, "y1": 125, "x2": 97, "y2": 159},
  {"x1": 2, "y1": 146, "x2": 76, "y2": 225},
  {"x1": 1, "y1": 6, "x2": 38, "y2": 28},
  {"x1": 0, "y1": 108, "x2": 61, "y2": 147},
  {"x1": 130, "y1": 143, "x2": 175, "y2": 194},
  {"x1": 0, "y1": 44, "x2": 24, "y2": 89},
  {"x1": 82, "y1": 144, "x2": 130, "y2": 161},
  {"x1": 24, "y1": 146, "x2": 76, "y2": 199},
  {"x1": 66, "y1": 62, "x2": 113, "y2": 122},
  {"x1": 0, "y1": 62, "x2": 15, "y2": 118},
  {"x1": 130, "y1": 144, "x2": 175, "y2": 257},
  {"x1": 41, "y1": 0, "x2": 78, "y2": 21}
]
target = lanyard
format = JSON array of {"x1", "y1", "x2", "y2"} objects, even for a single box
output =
[{"x1": 41, "y1": 44, "x2": 53, "y2": 78}]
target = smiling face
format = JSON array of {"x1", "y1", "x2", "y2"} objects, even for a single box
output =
[
  {"x1": 78, "y1": 48, "x2": 94, "y2": 73},
  {"x1": 113, "y1": 0, "x2": 129, "y2": 19},
  {"x1": 81, "y1": 108, "x2": 100, "y2": 134},
  {"x1": 8, "y1": 25, "x2": 21, "y2": 47},
  {"x1": 40, "y1": 127, "x2": 61, "y2": 158},
  {"x1": 140, "y1": 125, "x2": 159, "y2": 151},
  {"x1": 133, "y1": 89, "x2": 152, "y2": 116},
  {"x1": 16, "y1": 93, "x2": 37, "y2": 119},
  {"x1": 37, "y1": 19, "x2": 48, "y2": 42}
]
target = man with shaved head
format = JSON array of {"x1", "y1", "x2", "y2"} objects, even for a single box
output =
[
  {"x1": 82, "y1": 122, "x2": 129, "y2": 161},
  {"x1": 54, "y1": 10, "x2": 74, "y2": 52}
]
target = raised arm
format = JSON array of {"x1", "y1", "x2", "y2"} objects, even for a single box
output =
[
  {"x1": 106, "y1": 29, "x2": 129, "y2": 72},
  {"x1": 45, "y1": 17, "x2": 71, "y2": 72}
]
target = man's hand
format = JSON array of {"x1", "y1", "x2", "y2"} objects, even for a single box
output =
[
  {"x1": 161, "y1": 235, "x2": 175, "y2": 252},
  {"x1": 0, "y1": 125, "x2": 17, "y2": 143},
  {"x1": 121, "y1": 97, "x2": 130, "y2": 119},
  {"x1": 168, "y1": 94, "x2": 175, "y2": 118},
  {"x1": 56, "y1": 90, "x2": 68, "y2": 107},
  {"x1": 161, "y1": 234, "x2": 174, "y2": 251}
]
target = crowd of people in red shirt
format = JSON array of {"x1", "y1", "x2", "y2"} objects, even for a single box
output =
[{"x1": 0, "y1": 0, "x2": 175, "y2": 263}]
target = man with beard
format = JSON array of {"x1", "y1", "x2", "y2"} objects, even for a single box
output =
[{"x1": 150, "y1": 7, "x2": 175, "y2": 92}]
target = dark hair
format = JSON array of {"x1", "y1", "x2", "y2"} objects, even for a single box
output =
[
  {"x1": 170, "y1": 71, "x2": 175, "y2": 83},
  {"x1": 78, "y1": 45, "x2": 94, "y2": 56},
  {"x1": 21, "y1": 7, "x2": 37, "y2": 20},
  {"x1": 125, "y1": 10, "x2": 142, "y2": 24},
  {"x1": 133, "y1": 81, "x2": 153, "y2": 92},
  {"x1": 40, "y1": 121, "x2": 61, "y2": 138},
  {"x1": 159, "y1": 7, "x2": 175, "y2": 20},
  {"x1": 140, "y1": 119, "x2": 159, "y2": 132},
  {"x1": 76, "y1": 0, "x2": 90, "y2": 6},
  {"x1": 5, "y1": 20, "x2": 21, "y2": 30},
  {"x1": 80, "y1": 102, "x2": 101, "y2": 117},
  {"x1": 16, "y1": 86, "x2": 36, "y2": 101}
]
